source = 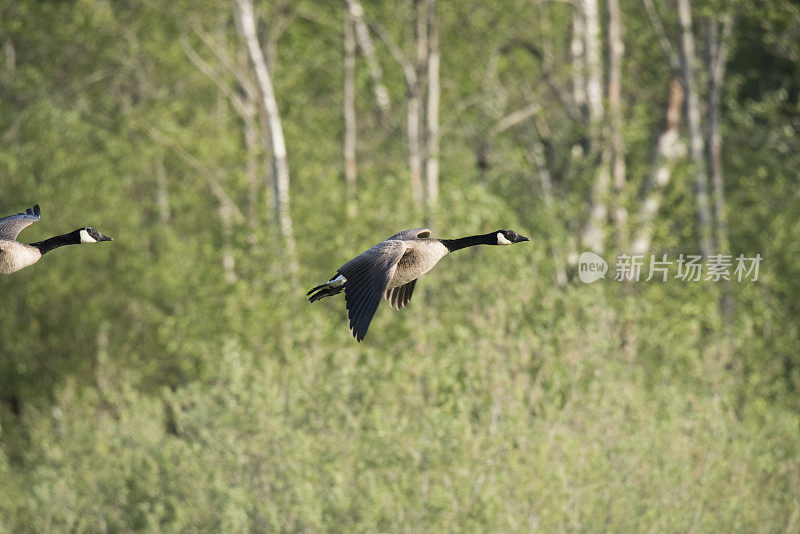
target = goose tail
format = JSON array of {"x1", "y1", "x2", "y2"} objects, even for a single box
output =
[{"x1": 307, "y1": 274, "x2": 346, "y2": 302}]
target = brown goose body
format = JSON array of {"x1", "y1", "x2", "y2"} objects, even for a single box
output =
[
  {"x1": 307, "y1": 227, "x2": 529, "y2": 341},
  {"x1": 0, "y1": 204, "x2": 113, "y2": 275},
  {"x1": 0, "y1": 240, "x2": 43, "y2": 275}
]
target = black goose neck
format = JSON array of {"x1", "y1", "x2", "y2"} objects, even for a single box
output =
[
  {"x1": 30, "y1": 230, "x2": 80, "y2": 255},
  {"x1": 439, "y1": 232, "x2": 495, "y2": 252}
]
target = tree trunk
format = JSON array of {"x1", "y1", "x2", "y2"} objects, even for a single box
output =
[
  {"x1": 677, "y1": 0, "x2": 713, "y2": 257},
  {"x1": 243, "y1": 97, "x2": 260, "y2": 241},
  {"x1": 237, "y1": 40, "x2": 261, "y2": 243},
  {"x1": 407, "y1": 85, "x2": 424, "y2": 207},
  {"x1": 236, "y1": 0, "x2": 297, "y2": 271},
  {"x1": 707, "y1": 14, "x2": 733, "y2": 318},
  {"x1": 3, "y1": 39, "x2": 15, "y2": 75},
  {"x1": 632, "y1": 76, "x2": 685, "y2": 255},
  {"x1": 579, "y1": 0, "x2": 608, "y2": 254},
  {"x1": 344, "y1": 10, "x2": 358, "y2": 219},
  {"x1": 607, "y1": 0, "x2": 627, "y2": 250},
  {"x1": 582, "y1": 0, "x2": 604, "y2": 145},
  {"x1": 242, "y1": 98, "x2": 260, "y2": 244},
  {"x1": 570, "y1": 9, "x2": 587, "y2": 123},
  {"x1": 424, "y1": 0, "x2": 440, "y2": 219},
  {"x1": 368, "y1": 6, "x2": 432, "y2": 210},
  {"x1": 707, "y1": 14, "x2": 732, "y2": 252},
  {"x1": 345, "y1": 0, "x2": 391, "y2": 123},
  {"x1": 582, "y1": 155, "x2": 611, "y2": 253},
  {"x1": 406, "y1": 0, "x2": 426, "y2": 209},
  {"x1": 415, "y1": 0, "x2": 429, "y2": 212}
]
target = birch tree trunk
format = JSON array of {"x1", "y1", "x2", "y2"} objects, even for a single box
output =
[
  {"x1": 632, "y1": 76, "x2": 686, "y2": 254},
  {"x1": 243, "y1": 96, "x2": 260, "y2": 242},
  {"x1": 236, "y1": 0, "x2": 297, "y2": 271},
  {"x1": 344, "y1": 10, "x2": 358, "y2": 219},
  {"x1": 570, "y1": 9, "x2": 587, "y2": 124},
  {"x1": 369, "y1": 5, "x2": 435, "y2": 211},
  {"x1": 607, "y1": 0, "x2": 627, "y2": 250},
  {"x1": 345, "y1": 0, "x2": 391, "y2": 123},
  {"x1": 405, "y1": 0, "x2": 426, "y2": 209},
  {"x1": 407, "y1": 83, "x2": 424, "y2": 208},
  {"x1": 371, "y1": 17, "x2": 422, "y2": 207},
  {"x1": 238, "y1": 42, "x2": 261, "y2": 243},
  {"x1": 707, "y1": 14, "x2": 732, "y2": 252},
  {"x1": 677, "y1": 0, "x2": 713, "y2": 257},
  {"x1": 424, "y1": 0, "x2": 440, "y2": 217},
  {"x1": 582, "y1": 0, "x2": 604, "y2": 144},
  {"x1": 579, "y1": 0, "x2": 609, "y2": 254},
  {"x1": 708, "y1": 14, "x2": 733, "y2": 318},
  {"x1": 582, "y1": 157, "x2": 611, "y2": 253}
]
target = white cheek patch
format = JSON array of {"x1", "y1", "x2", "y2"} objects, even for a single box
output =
[
  {"x1": 496, "y1": 232, "x2": 513, "y2": 245},
  {"x1": 79, "y1": 229, "x2": 98, "y2": 244}
]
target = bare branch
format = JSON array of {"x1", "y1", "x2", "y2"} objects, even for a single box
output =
[
  {"x1": 345, "y1": 0, "x2": 392, "y2": 121},
  {"x1": 642, "y1": 0, "x2": 680, "y2": 70},
  {"x1": 498, "y1": 38, "x2": 581, "y2": 121},
  {"x1": 189, "y1": 22, "x2": 257, "y2": 102},
  {"x1": 369, "y1": 19, "x2": 416, "y2": 88},
  {"x1": 181, "y1": 35, "x2": 249, "y2": 119},
  {"x1": 138, "y1": 121, "x2": 245, "y2": 224},
  {"x1": 487, "y1": 103, "x2": 541, "y2": 139}
]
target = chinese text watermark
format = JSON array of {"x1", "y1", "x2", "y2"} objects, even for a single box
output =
[{"x1": 579, "y1": 253, "x2": 762, "y2": 283}]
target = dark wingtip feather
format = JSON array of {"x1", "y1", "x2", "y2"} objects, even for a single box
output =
[
  {"x1": 307, "y1": 284, "x2": 344, "y2": 303},
  {"x1": 307, "y1": 283, "x2": 326, "y2": 296},
  {"x1": 22, "y1": 204, "x2": 40, "y2": 218}
]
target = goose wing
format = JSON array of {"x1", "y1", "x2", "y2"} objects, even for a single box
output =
[
  {"x1": 385, "y1": 279, "x2": 417, "y2": 310},
  {"x1": 338, "y1": 240, "x2": 407, "y2": 341},
  {"x1": 387, "y1": 228, "x2": 431, "y2": 241},
  {"x1": 0, "y1": 204, "x2": 40, "y2": 240}
]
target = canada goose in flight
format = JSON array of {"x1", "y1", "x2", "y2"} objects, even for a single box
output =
[
  {"x1": 0, "y1": 204, "x2": 113, "y2": 275},
  {"x1": 307, "y1": 228, "x2": 530, "y2": 341}
]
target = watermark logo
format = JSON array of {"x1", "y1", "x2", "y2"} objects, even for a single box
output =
[
  {"x1": 578, "y1": 252, "x2": 762, "y2": 283},
  {"x1": 578, "y1": 251, "x2": 608, "y2": 283}
]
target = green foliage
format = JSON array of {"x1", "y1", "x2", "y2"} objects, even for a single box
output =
[
  {"x1": 1, "y1": 0, "x2": 799, "y2": 530},
  {"x1": 2, "y1": 287, "x2": 798, "y2": 531}
]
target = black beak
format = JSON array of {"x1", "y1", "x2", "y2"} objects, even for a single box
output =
[
  {"x1": 515, "y1": 234, "x2": 530, "y2": 243},
  {"x1": 99, "y1": 233, "x2": 113, "y2": 242}
]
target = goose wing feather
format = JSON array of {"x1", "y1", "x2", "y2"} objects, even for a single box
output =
[
  {"x1": 0, "y1": 205, "x2": 40, "y2": 240},
  {"x1": 387, "y1": 228, "x2": 431, "y2": 241},
  {"x1": 385, "y1": 279, "x2": 417, "y2": 310},
  {"x1": 338, "y1": 240, "x2": 407, "y2": 341}
]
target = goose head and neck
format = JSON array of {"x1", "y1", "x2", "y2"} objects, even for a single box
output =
[
  {"x1": 30, "y1": 227, "x2": 113, "y2": 255},
  {"x1": 439, "y1": 229, "x2": 529, "y2": 253}
]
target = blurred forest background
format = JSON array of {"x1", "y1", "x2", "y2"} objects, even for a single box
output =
[{"x1": 1, "y1": 0, "x2": 799, "y2": 530}]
